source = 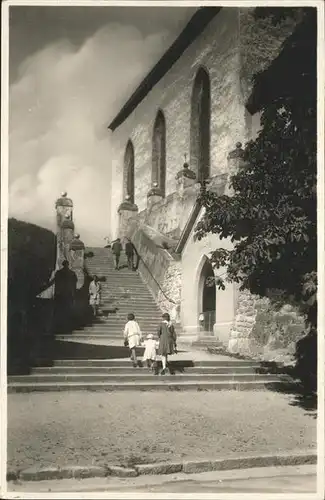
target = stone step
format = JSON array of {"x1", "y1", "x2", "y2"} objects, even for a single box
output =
[
  {"x1": 7, "y1": 379, "x2": 285, "y2": 393},
  {"x1": 32, "y1": 365, "x2": 262, "y2": 375},
  {"x1": 100, "y1": 292, "x2": 153, "y2": 295},
  {"x1": 86, "y1": 315, "x2": 162, "y2": 321},
  {"x1": 55, "y1": 333, "x2": 156, "y2": 341},
  {"x1": 75, "y1": 321, "x2": 163, "y2": 328},
  {"x1": 86, "y1": 274, "x2": 145, "y2": 280},
  {"x1": 100, "y1": 296, "x2": 155, "y2": 301},
  {"x1": 8, "y1": 373, "x2": 279, "y2": 384},
  {"x1": 86, "y1": 326, "x2": 171, "y2": 332},
  {"x1": 52, "y1": 358, "x2": 261, "y2": 368}
]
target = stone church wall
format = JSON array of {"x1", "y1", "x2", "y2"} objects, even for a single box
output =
[{"x1": 110, "y1": 7, "x2": 246, "y2": 238}]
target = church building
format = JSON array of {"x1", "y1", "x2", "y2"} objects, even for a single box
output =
[{"x1": 107, "y1": 7, "x2": 301, "y2": 355}]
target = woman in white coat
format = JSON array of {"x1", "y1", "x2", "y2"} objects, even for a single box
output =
[{"x1": 123, "y1": 313, "x2": 142, "y2": 367}]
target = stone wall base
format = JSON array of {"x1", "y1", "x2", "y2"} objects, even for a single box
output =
[{"x1": 227, "y1": 290, "x2": 306, "y2": 365}]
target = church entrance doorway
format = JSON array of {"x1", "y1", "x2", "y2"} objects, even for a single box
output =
[{"x1": 199, "y1": 258, "x2": 216, "y2": 334}]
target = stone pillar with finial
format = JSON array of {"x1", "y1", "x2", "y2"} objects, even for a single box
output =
[
  {"x1": 61, "y1": 216, "x2": 75, "y2": 266},
  {"x1": 117, "y1": 194, "x2": 138, "y2": 240},
  {"x1": 147, "y1": 182, "x2": 164, "y2": 209},
  {"x1": 225, "y1": 142, "x2": 245, "y2": 196},
  {"x1": 55, "y1": 192, "x2": 74, "y2": 269},
  {"x1": 175, "y1": 154, "x2": 197, "y2": 196},
  {"x1": 70, "y1": 233, "x2": 85, "y2": 289}
]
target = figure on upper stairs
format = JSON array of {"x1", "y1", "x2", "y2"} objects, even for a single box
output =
[
  {"x1": 125, "y1": 237, "x2": 139, "y2": 271},
  {"x1": 111, "y1": 238, "x2": 123, "y2": 270}
]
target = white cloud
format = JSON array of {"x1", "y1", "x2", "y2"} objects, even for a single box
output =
[{"x1": 9, "y1": 23, "x2": 168, "y2": 245}]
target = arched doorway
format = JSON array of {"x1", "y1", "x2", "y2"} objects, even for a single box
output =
[{"x1": 198, "y1": 258, "x2": 216, "y2": 333}]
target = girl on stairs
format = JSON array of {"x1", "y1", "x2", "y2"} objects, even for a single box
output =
[
  {"x1": 89, "y1": 275, "x2": 101, "y2": 317},
  {"x1": 123, "y1": 313, "x2": 142, "y2": 368},
  {"x1": 142, "y1": 333, "x2": 158, "y2": 372},
  {"x1": 157, "y1": 313, "x2": 177, "y2": 375}
]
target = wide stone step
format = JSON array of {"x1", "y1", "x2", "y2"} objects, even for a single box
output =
[
  {"x1": 52, "y1": 358, "x2": 261, "y2": 368},
  {"x1": 9, "y1": 373, "x2": 280, "y2": 384},
  {"x1": 100, "y1": 291, "x2": 155, "y2": 295},
  {"x1": 32, "y1": 365, "x2": 261, "y2": 375},
  {"x1": 96, "y1": 279, "x2": 144, "y2": 283},
  {"x1": 72, "y1": 328, "x2": 160, "y2": 335},
  {"x1": 100, "y1": 297, "x2": 155, "y2": 302},
  {"x1": 75, "y1": 321, "x2": 162, "y2": 328},
  {"x1": 89, "y1": 316, "x2": 162, "y2": 322},
  {"x1": 55, "y1": 333, "x2": 157, "y2": 341},
  {"x1": 7, "y1": 379, "x2": 286, "y2": 393}
]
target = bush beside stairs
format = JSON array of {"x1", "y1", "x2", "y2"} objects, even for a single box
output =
[{"x1": 8, "y1": 248, "x2": 293, "y2": 393}]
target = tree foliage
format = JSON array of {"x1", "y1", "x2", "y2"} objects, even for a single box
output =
[{"x1": 195, "y1": 8, "x2": 317, "y2": 328}]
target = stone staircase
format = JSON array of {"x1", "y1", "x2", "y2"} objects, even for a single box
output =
[
  {"x1": 7, "y1": 247, "x2": 292, "y2": 393},
  {"x1": 57, "y1": 247, "x2": 163, "y2": 343}
]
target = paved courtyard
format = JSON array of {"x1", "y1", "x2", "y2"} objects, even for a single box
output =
[{"x1": 8, "y1": 390, "x2": 316, "y2": 471}]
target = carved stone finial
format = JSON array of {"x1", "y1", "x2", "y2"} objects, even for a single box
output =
[
  {"x1": 70, "y1": 233, "x2": 85, "y2": 250},
  {"x1": 176, "y1": 154, "x2": 196, "y2": 180},
  {"x1": 228, "y1": 141, "x2": 244, "y2": 160},
  {"x1": 56, "y1": 192, "x2": 73, "y2": 208}
]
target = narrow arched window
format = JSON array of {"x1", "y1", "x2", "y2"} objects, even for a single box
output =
[
  {"x1": 190, "y1": 67, "x2": 211, "y2": 183},
  {"x1": 152, "y1": 110, "x2": 166, "y2": 197},
  {"x1": 124, "y1": 140, "x2": 135, "y2": 204}
]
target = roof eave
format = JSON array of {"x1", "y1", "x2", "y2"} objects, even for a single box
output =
[{"x1": 108, "y1": 7, "x2": 221, "y2": 132}]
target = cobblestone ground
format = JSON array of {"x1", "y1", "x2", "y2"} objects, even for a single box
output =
[{"x1": 7, "y1": 391, "x2": 316, "y2": 470}]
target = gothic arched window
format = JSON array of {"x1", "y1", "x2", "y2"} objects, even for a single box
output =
[
  {"x1": 124, "y1": 140, "x2": 135, "y2": 204},
  {"x1": 190, "y1": 67, "x2": 211, "y2": 183},
  {"x1": 152, "y1": 110, "x2": 166, "y2": 197}
]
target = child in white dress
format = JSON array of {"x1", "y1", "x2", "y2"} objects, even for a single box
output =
[{"x1": 142, "y1": 334, "x2": 158, "y2": 370}]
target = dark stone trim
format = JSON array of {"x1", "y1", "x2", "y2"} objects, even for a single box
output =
[
  {"x1": 147, "y1": 187, "x2": 164, "y2": 198},
  {"x1": 175, "y1": 164, "x2": 197, "y2": 180},
  {"x1": 70, "y1": 240, "x2": 85, "y2": 250},
  {"x1": 55, "y1": 198, "x2": 73, "y2": 208},
  {"x1": 108, "y1": 7, "x2": 221, "y2": 131},
  {"x1": 61, "y1": 220, "x2": 75, "y2": 229},
  {"x1": 118, "y1": 201, "x2": 139, "y2": 212}
]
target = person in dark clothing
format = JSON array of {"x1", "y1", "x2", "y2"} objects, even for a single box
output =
[
  {"x1": 54, "y1": 260, "x2": 77, "y2": 333},
  {"x1": 157, "y1": 312, "x2": 177, "y2": 375},
  {"x1": 111, "y1": 238, "x2": 123, "y2": 270},
  {"x1": 125, "y1": 238, "x2": 135, "y2": 270}
]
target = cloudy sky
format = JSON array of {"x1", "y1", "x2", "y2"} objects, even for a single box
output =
[{"x1": 8, "y1": 5, "x2": 195, "y2": 245}]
